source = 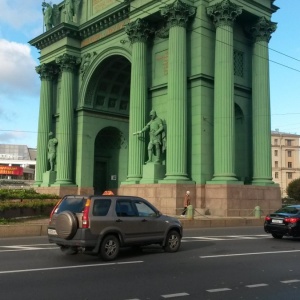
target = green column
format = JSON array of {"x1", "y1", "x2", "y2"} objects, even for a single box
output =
[
  {"x1": 207, "y1": 0, "x2": 242, "y2": 183},
  {"x1": 161, "y1": 0, "x2": 196, "y2": 182},
  {"x1": 54, "y1": 54, "x2": 78, "y2": 186},
  {"x1": 34, "y1": 64, "x2": 56, "y2": 186},
  {"x1": 251, "y1": 17, "x2": 277, "y2": 185},
  {"x1": 124, "y1": 19, "x2": 152, "y2": 184}
]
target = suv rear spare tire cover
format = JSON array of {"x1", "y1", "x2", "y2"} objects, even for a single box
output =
[{"x1": 56, "y1": 211, "x2": 78, "y2": 240}]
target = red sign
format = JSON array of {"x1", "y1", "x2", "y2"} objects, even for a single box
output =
[{"x1": 0, "y1": 166, "x2": 23, "y2": 175}]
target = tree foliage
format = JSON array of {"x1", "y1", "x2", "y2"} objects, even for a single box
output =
[{"x1": 286, "y1": 178, "x2": 300, "y2": 201}]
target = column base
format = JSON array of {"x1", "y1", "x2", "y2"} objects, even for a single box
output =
[
  {"x1": 252, "y1": 178, "x2": 277, "y2": 186},
  {"x1": 122, "y1": 176, "x2": 142, "y2": 185},
  {"x1": 208, "y1": 174, "x2": 242, "y2": 184},
  {"x1": 140, "y1": 163, "x2": 165, "y2": 184},
  {"x1": 52, "y1": 180, "x2": 76, "y2": 187},
  {"x1": 207, "y1": 180, "x2": 243, "y2": 185},
  {"x1": 41, "y1": 171, "x2": 57, "y2": 187},
  {"x1": 161, "y1": 174, "x2": 194, "y2": 184}
]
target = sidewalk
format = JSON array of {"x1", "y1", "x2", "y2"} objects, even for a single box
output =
[{"x1": 0, "y1": 215, "x2": 265, "y2": 238}]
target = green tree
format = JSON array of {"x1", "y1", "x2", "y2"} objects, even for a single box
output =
[{"x1": 286, "y1": 178, "x2": 300, "y2": 201}]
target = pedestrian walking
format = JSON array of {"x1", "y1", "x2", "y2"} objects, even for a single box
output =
[{"x1": 181, "y1": 191, "x2": 191, "y2": 216}]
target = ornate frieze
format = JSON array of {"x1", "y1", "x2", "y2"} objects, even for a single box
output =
[
  {"x1": 125, "y1": 19, "x2": 154, "y2": 43},
  {"x1": 160, "y1": 0, "x2": 196, "y2": 29},
  {"x1": 250, "y1": 17, "x2": 277, "y2": 42},
  {"x1": 56, "y1": 54, "x2": 79, "y2": 72},
  {"x1": 36, "y1": 63, "x2": 57, "y2": 80},
  {"x1": 207, "y1": 0, "x2": 242, "y2": 28},
  {"x1": 78, "y1": 52, "x2": 97, "y2": 78}
]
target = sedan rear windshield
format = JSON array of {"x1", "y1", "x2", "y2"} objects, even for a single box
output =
[
  {"x1": 275, "y1": 206, "x2": 300, "y2": 214},
  {"x1": 57, "y1": 196, "x2": 87, "y2": 214}
]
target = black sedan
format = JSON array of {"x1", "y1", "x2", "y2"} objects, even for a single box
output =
[{"x1": 264, "y1": 205, "x2": 300, "y2": 239}]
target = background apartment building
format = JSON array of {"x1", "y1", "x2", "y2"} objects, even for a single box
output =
[{"x1": 272, "y1": 130, "x2": 300, "y2": 197}]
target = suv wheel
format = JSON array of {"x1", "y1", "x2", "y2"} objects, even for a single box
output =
[
  {"x1": 164, "y1": 230, "x2": 181, "y2": 253},
  {"x1": 100, "y1": 235, "x2": 120, "y2": 261},
  {"x1": 56, "y1": 211, "x2": 78, "y2": 240}
]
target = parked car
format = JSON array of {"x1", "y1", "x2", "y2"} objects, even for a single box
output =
[
  {"x1": 48, "y1": 195, "x2": 182, "y2": 260},
  {"x1": 264, "y1": 205, "x2": 300, "y2": 239}
]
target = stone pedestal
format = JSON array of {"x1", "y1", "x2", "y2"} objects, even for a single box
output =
[
  {"x1": 41, "y1": 171, "x2": 57, "y2": 187},
  {"x1": 140, "y1": 163, "x2": 166, "y2": 184}
]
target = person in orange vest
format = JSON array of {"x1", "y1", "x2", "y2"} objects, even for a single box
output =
[{"x1": 181, "y1": 191, "x2": 191, "y2": 217}]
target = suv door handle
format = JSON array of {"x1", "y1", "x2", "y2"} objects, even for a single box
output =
[
  {"x1": 116, "y1": 219, "x2": 123, "y2": 222},
  {"x1": 141, "y1": 219, "x2": 147, "y2": 222}
]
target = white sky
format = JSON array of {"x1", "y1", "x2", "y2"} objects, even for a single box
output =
[{"x1": 0, "y1": 0, "x2": 299, "y2": 148}]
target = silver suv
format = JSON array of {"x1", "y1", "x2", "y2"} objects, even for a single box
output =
[{"x1": 48, "y1": 195, "x2": 182, "y2": 261}]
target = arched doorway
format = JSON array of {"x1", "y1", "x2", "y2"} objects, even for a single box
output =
[
  {"x1": 94, "y1": 126, "x2": 127, "y2": 194},
  {"x1": 81, "y1": 54, "x2": 131, "y2": 194}
]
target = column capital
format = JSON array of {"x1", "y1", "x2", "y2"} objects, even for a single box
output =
[
  {"x1": 207, "y1": 0, "x2": 242, "y2": 28},
  {"x1": 36, "y1": 64, "x2": 57, "y2": 80},
  {"x1": 55, "y1": 54, "x2": 79, "y2": 72},
  {"x1": 160, "y1": 0, "x2": 196, "y2": 28},
  {"x1": 125, "y1": 19, "x2": 154, "y2": 44},
  {"x1": 250, "y1": 17, "x2": 277, "y2": 43}
]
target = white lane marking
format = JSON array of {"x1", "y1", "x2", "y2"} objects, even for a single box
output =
[
  {"x1": 246, "y1": 284, "x2": 268, "y2": 288},
  {"x1": 207, "y1": 288, "x2": 231, "y2": 293},
  {"x1": 2, "y1": 244, "x2": 51, "y2": 247},
  {"x1": 161, "y1": 293, "x2": 189, "y2": 298},
  {"x1": 281, "y1": 279, "x2": 300, "y2": 284},
  {"x1": 0, "y1": 245, "x2": 58, "y2": 253},
  {"x1": 0, "y1": 248, "x2": 58, "y2": 253},
  {"x1": 0, "y1": 261, "x2": 143, "y2": 275},
  {"x1": 200, "y1": 249, "x2": 300, "y2": 258},
  {"x1": 182, "y1": 235, "x2": 270, "y2": 242}
]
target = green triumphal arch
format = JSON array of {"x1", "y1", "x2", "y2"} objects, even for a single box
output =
[{"x1": 30, "y1": 0, "x2": 281, "y2": 216}]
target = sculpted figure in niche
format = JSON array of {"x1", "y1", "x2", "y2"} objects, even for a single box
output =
[
  {"x1": 134, "y1": 110, "x2": 166, "y2": 164},
  {"x1": 48, "y1": 132, "x2": 58, "y2": 171}
]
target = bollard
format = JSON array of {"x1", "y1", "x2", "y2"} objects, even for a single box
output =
[
  {"x1": 254, "y1": 206, "x2": 261, "y2": 218},
  {"x1": 186, "y1": 205, "x2": 194, "y2": 220}
]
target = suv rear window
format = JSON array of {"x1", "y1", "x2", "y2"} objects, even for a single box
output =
[
  {"x1": 56, "y1": 196, "x2": 87, "y2": 214},
  {"x1": 93, "y1": 199, "x2": 111, "y2": 216}
]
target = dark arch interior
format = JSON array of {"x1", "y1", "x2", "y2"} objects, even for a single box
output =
[{"x1": 93, "y1": 55, "x2": 131, "y2": 115}]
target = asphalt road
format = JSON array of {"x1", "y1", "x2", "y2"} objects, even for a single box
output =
[{"x1": 1, "y1": 226, "x2": 300, "y2": 300}]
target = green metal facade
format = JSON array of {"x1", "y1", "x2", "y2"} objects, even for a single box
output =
[{"x1": 30, "y1": 0, "x2": 281, "y2": 215}]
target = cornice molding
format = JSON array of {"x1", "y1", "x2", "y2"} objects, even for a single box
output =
[{"x1": 29, "y1": 4, "x2": 130, "y2": 50}]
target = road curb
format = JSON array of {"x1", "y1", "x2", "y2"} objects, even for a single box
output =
[
  {"x1": 0, "y1": 224, "x2": 48, "y2": 238},
  {"x1": 0, "y1": 217, "x2": 265, "y2": 238}
]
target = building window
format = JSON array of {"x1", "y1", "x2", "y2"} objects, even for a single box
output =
[
  {"x1": 287, "y1": 150, "x2": 292, "y2": 157},
  {"x1": 287, "y1": 172, "x2": 293, "y2": 179},
  {"x1": 274, "y1": 139, "x2": 278, "y2": 145},
  {"x1": 234, "y1": 49, "x2": 244, "y2": 77},
  {"x1": 274, "y1": 150, "x2": 278, "y2": 156},
  {"x1": 286, "y1": 139, "x2": 292, "y2": 146},
  {"x1": 275, "y1": 161, "x2": 278, "y2": 168},
  {"x1": 275, "y1": 172, "x2": 278, "y2": 179},
  {"x1": 288, "y1": 162, "x2": 292, "y2": 168}
]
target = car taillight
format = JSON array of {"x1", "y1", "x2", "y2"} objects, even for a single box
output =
[
  {"x1": 82, "y1": 199, "x2": 91, "y2": 228},
  {"x1": 284, "y1": 217, "x2": 300, "y2": 224},
  {"x1": 265, "y1": 216, "x2": 271, "y2": 221},
  {"x1": 49, "y1": 199, "x2": 62, "y2": 223}
]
